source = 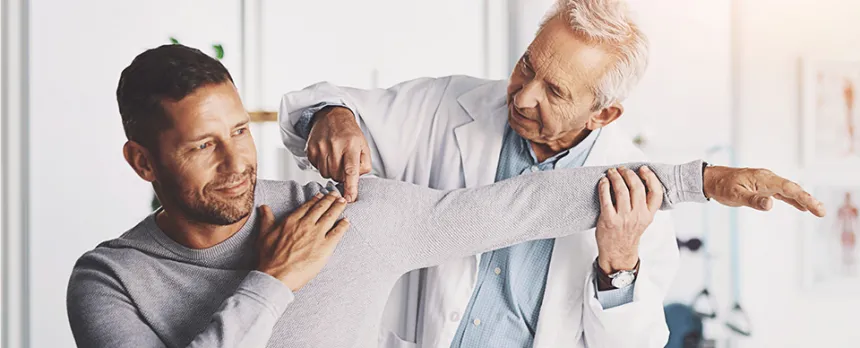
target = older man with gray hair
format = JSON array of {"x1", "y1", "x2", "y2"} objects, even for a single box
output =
[{"x1": 279, "y1": 1, "x2": 780, "y2": 347}]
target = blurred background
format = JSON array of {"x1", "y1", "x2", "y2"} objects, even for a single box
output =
[{"x1": 2, "y1": 0, "x2": 860, "y2": 347}]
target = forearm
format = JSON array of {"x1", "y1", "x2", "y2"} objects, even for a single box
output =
[
  {"x1": 185, "y1": 271, "x2": 294, "y2": 347},
  {"x1": 278, "y1": 78, "x2": 446, "y2": 174},
  {"x1": 69, "y1": 271, "x2": 292, "y2": 348},
  {"x1": 349, "y1": 160, "x2": 707, "y2": 272}
]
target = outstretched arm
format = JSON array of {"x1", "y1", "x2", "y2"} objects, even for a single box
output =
[
  {"x1": 346, "y1": 161, "x2": 705, "y2": 273},
  {"x1": 344, "y1": 161, "x2": 823, "y2": 274}
]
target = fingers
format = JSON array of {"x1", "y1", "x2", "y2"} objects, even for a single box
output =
[
  {"x1": 620, "y1": 167, "x2": 646, "y2": 209},
  {"x1": 304, "y1": 192, "x2": 344, "y2": 223},
  {"x1": 777, "y1": 180, "x2": 826, "y2": 217},
  {"x1": 342, "y1": 150, "x2": 361, "y2": 203},
  {"x1": 607, "y1": 168, "x2": 631, "y2": 212},
  {"x1": 256, "y1": 205, "x2": 277, "y2": 249},
  {"x1": 318, "y1": 153, "x2": 332, "y2": 179},
  {"x1": 640, "y1": 166, "x2": 664, "y2": 213},
  {"x1": 258, "y1": 205, "x2": 275, "y2": 232},
  {"x1": 323, "y1": 218, "x2": 351, "y2": 251},
  {"x1": 327, "y1": 153, "x2": 340, "y2": 182},
  {"x1": 745, "y1": 193, "x2": 773, "y2": 211},
  {"x1": 359, "y1": 148, "x2": 372, "y2": 175},
  {"x1": 764, "y1": 173, "x2": 826, "y2": 217},
  {"x1": 289, "y1": 193, "x2": 324, "y2": 220},
  {"x1": 598, "y1": 176, "x2": 616, "y2": 215},
  {"x1": 774, "y1": 193, "x2": 807, "y2": 212},
  {"x1": 307, "y1": 146, "x2": 321, "y2": 173},
  {"x1": 317, "y1": 193, "x2": 348, "y2": 230}
]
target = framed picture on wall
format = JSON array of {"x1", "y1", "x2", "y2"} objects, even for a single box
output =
[
  {"x1": 801, "y1": 58, "x2": 860, "y2": 167},
  {"x1": 801, "y1": 184, "x2": 860, "y2": 291}
]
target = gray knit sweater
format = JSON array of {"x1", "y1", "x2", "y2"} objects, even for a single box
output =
[{"x1": 67, "y1": 161, "x2": 707, "y2": 348}]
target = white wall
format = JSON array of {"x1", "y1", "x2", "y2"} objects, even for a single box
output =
[
  {"x1": 735, "y1": 0, "x2": 860, "y2": 347},
  {"x1": 27, "y1": 1, "x2": 242, "y2": 347}
]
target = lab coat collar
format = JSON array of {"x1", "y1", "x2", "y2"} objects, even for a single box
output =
[{"x1": 454, "y1": 80, "x2": 509, "y2": 188}]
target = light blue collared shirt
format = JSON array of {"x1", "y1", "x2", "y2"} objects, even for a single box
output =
[{"x1": 449, "y1": 125, "x2": 634, "y2": 348}]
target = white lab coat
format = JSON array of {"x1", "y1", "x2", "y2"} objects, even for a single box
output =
[{"x1": 279, "y1": 76, "x2": 679, "y2": 348}]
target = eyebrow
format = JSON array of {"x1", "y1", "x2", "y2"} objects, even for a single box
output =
[
  {"x1": 545, "y1": 77, "x2": 569, "y2": 96},
  {"x1": 183, "y1": 119, "x2": 250, "y2": 144}
]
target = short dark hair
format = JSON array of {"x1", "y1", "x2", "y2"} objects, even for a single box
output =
[{"x1": 116, "y1": 44, "x2": 234, "y2": 149}]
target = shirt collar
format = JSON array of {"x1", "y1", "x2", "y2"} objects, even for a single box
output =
[{"x1": 518, "y1": 128, "x2": 602, "y2": 168}]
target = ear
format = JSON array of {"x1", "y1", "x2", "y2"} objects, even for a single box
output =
[
  {"x1": 586, "y1": 103, "x2": 624, "y2": 130},
  {"x1": 123, "y1": 141, "x2": 157, "y2": 183}
]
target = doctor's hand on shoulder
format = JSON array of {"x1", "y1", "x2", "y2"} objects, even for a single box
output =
[{"x1": 307, "y1": 106, "x2": 372, "y2": 203}]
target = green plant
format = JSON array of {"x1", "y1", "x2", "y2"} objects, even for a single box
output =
[{"x1": 168, "y1": 37, "x2": 224, "y2": 60}]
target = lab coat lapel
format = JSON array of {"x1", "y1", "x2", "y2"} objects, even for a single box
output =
[
  {"x1": 454, "y1": 81, "x2": 509, "y2": 188},
  {"x1": 532, "y1": 125, "x2": 628, "y2": 348}
]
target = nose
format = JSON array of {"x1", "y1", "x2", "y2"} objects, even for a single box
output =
[
  {"x1": 219, "y1": 142, "x2": 247, "y2": 175},
  {"x1": 513, "y1": 81, "x2": 541, "y2": 111}
]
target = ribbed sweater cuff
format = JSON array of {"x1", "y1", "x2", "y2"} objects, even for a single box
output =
[
  {"x1": 674, "y1": 160, "x2": 708, "y2": 204},
  {"x1": 236, "y1": 271, "x2": 295, "y2": 318}
]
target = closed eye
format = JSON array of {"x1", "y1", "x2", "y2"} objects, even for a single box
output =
[{"x1": 549, "y1": 85, "x2": 563, "y2": 98}]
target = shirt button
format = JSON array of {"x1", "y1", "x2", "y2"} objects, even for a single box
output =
[
  {"x1": 494, "y1": 267, "x2": 502, "y2": 275},
  {"x1": 530, "y1": 165, "x2": 539, "y2": 172},
  {"x1": 473, "y1": 318, "x2": 481, "y2": 326},
  {"x1": 450, "y1": 311, "x2": 460, "y2": 322}
]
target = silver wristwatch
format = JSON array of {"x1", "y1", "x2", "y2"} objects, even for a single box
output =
[
  {"x1": 594, "y1": 259, "x2": 639, "y2": 290},
  {"x1": 608, "y1": 269, "x2": 637, "y2": 289}
]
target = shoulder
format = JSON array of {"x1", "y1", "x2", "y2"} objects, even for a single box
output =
[
  {"x1": 255, "y1": 179, "x2": 338, "y2": 217},
  {"x1": 67, "y1": 223, "x2": 153, "y2": 295}
]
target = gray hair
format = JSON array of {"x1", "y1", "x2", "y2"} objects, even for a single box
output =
[{"x1": 541, "y1": 0, "x2": 649, "y2": 109}]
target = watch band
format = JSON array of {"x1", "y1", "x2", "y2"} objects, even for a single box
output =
[
  {"x1": 594, "y1": 259, "x2": 640, "y2": 291},
  {"x1": 702, "y1": 161, "x2": 711, "y2": 201}
]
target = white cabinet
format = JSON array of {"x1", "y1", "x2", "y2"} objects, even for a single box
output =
[{"x1": 27, "y1": 1, "x2": 242, "y2": 347}]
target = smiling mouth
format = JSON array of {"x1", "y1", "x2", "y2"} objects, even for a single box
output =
[{"x1": 215, "y1": 177, "x2": 249, "y2": 194}]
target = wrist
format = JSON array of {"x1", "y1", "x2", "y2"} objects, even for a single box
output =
[
  {"x1": 597, "y1": 253, "x2": 639, "y2": 274},
  {"x1": 594, "y1": 258, "x2": 640, "y2": 291},
  {"x1": 703, "y1": 164, "x2": 713, "y2": 199},
  {"x1": 259, "y1": 267, "x2": 301, "y2": 292},
  {"x1": 312, "y1": 105, "x2": 352, "y2": 126},
  {"x1": 702, "y1": 164, "x2": 727, "y2": 201}
]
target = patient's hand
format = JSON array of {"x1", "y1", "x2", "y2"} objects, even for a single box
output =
[
  {"x1": 703, "y1": 166, "x2": 825, "y2": 217},
  {"x1": 256, "y1": 192, "x2": 350, "y2": 291}
]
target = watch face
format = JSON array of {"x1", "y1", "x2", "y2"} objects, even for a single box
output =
[{"x1": 610, "y1": 272, "x2": 635, "y2": 289}]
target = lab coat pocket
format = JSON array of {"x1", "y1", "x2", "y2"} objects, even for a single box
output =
[{"x1": 378, "y1": 330, "x2": 417, "y2": 348}]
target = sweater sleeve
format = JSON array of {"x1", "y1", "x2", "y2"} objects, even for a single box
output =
[
  {"x1": 344, "y1": 160, "x2": 707, "y2": 273},
  {"x1": 67, "y1": 255, "x2": 293, "y2": 348}
]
